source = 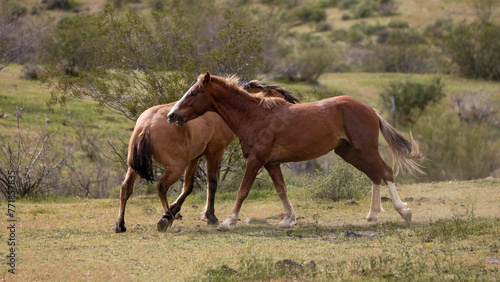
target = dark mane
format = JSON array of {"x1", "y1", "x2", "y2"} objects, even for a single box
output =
[
  {"x1": 199, "y1": 74, "x2": 299, "y2": 109},
  {"x1": 247, "y1": 80, "x2": 299, "y2": 104}
]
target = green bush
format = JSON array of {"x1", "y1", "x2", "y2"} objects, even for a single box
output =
[
  {"x1": 292, "y1": 4, "x2": 327, "y2": 23},
  {"x1": 275, "y1": 33, "x2": 341, "y2": 83},
  {"x1": 341, "y1": 0, "x2": 398, "y2": 19},
  {"x1": 366, "y1": 28, "x2": 438, "y2": 73},
  {"x1": 306, "y1": 160, "x2": 371, "y2": 202},
  {"x1": 411, "y1": 102, "x2": 500, "y2": 181},
  {"x1": 380, "y1": 78, "x2": 445, "y2": 127},
  {"x1": 388, "y1": 19, "x2": 409, "y2": 29},
  {"x1": 41, "y1": 14, "x2": 97, "y2": 75},
  {"x1": 443, "y1": 21, "x2": 500, "y2": 80}
]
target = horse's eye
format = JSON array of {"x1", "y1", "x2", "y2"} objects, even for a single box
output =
[{"x1": 190, "y1": 91, "x2": 198, "y2": 97}]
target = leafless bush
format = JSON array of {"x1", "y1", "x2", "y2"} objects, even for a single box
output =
[
  {"x1": 451, "y1": 90, "x2": 499, "y2": 127},
  {"x1": 0, "y1": 5, "x2": 48, "y2": 70},
  {"x1": 0, "y1": 107, "x2": 69, "y2": 197},
  {"x1": 466, "y1": 0, "x2": 496, "y2": 24}
]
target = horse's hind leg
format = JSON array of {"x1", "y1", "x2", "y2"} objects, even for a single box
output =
[
  {"x1": 115, "y1": 167, "x2": 138, "y2": 233},
  {"x1": 169, "y1": 158, "x2": 200, "y2": 217},
  {"x1": 157, "y1": 167, "x2": 184, "y2": 232},
  {"x1": 202, "y1": 151, "x2": 224, "y2": 224},
  {"x1": 265, "y1": 163, "x2": 296, "y2": 228},
  {"x1": 334, "y1": 140, "x2": 411, "y2": 222}
]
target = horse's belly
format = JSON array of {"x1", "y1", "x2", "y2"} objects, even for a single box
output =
[{"x1": 270, "y1": 136, "x2": 341, "y2": 163}]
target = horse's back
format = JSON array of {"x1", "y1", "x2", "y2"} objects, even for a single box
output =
[{"x1": 133, "y1": 104, "x2": 232, "y2": 164}]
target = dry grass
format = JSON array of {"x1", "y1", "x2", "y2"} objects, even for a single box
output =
[{"x1": 3, "y1": 179, "x2": 499, "y2": 280}]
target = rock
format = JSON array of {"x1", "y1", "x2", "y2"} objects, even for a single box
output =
[
  {"x1": 322, "y1": 232, "x2": 336, "y2": 240},
  {"x1": 220, "y1": 265, "x2": 238, "y2": 275},
  {"x1": 245, "y1": 217, "x2": 268, "y2": 224},
  {"x1": 381, "y1": 196, "x2": 391, "y2": 202},
  {"x1": 275, "y1": 259, "x2": 298, "y2": 268},
  {"x1": 304, "y1": 260, "x2": 316, "y2": 269},
  {"x1": 486, "y1": 257, "x2": 500, "y2": 264},
  {"x1": 344, "y1": 230, "x2": 377, "y2": 238},
  {"x1": 344, "y1": 200, "x2": 359, "y2": 206},
  {"x1": 191, "y1": 204, "x2": 198, "y2": 208},
  {"x1": 402, "y1": 197, "x2": 414, "y2": 202}
]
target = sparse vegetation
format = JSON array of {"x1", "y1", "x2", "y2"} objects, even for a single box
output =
[
  {"x1": 5, "y1": 179, "x2": 499, "y2": 280},
  {"x1": 1, "y1": 1, "x2": 500, "y2": 279},
  {"x1": 306, "y1": 159, "x2": 371, "y2": 201}
]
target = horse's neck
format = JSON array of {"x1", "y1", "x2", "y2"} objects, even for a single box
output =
[{"x1": 210, "y1": 84, "x2": 261, "y2": 135}]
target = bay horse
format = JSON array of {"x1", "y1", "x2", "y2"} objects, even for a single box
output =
[
  {"x1": 167, "y1": 72, "x2": 424, "y2": 231},
  {"x1": 115, "y1": 79, "x2": 298, "y2": 233}
]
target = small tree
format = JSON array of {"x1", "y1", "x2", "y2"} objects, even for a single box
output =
[
  {"x1": 380, "y1": 78, "x2": 445, "y2": 127},
  {"x1": 202, "y1": 8, "x2": 263, "y2": 81},
  {"x1": 41, "y1": 15, "x2": 98, "y2": 75},
  {"x1": 43, "y1": 0, "x2": 264, "y2": 120},
  {"x1": 443, "y1": 21, "x2": 500, "y2": 80}
]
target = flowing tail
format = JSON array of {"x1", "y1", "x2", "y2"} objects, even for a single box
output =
[
  {"x1": 377, "y1": 113, "x2": 424, "y2": 176},
  {"x1": 130, "y1": 132, "x2": 156, "y2": 182}
]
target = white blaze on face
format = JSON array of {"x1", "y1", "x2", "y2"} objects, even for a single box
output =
[{"x1": 169, "y1": 85, "x2": 194, "y2": 116}]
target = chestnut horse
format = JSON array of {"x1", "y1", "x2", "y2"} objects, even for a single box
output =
[
  {"x1": 168, "y1": 72, "x2": 424, "y2": 231},
  {"x1": 115, "y1": 79, "x2": 297, "y2": 233}
]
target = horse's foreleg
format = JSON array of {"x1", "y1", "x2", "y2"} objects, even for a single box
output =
[
  {"x1": 217, "y1": 158, "x2": 261, "y2": 231},
  {"x1": 169, "y1": 158, "x2": 200, "y2": 217},
  {"x1": 157, "y1": 167, "x2": 184, "y2": 232},
  {"x1": 265, "y1": 163, "x2": 296, "y2": 228},
  {"x1": 115, "y1": 167, "x2": 138, "y2": 233},
  {"x1": 203, "y1": 152, "x2": 224, "y2": 225}
]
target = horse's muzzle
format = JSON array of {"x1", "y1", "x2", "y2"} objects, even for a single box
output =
[{"x1": 167, "y1": 112, "x2": 185, "y2": 126}]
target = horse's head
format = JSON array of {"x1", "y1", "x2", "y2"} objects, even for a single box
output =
[{"x1": 168, "y1": 72, "x2": 214, "y2": 126}]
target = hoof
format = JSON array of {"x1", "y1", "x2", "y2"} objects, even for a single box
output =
[
  {"x1": 207, "y1": 219, "x2": 219, "y2": 225},
  {"x1": 366, "y1": 214, "x2": 378, "y2": 223},
  {"x1": 157, "y1": 217, "x2": 171, "y2": 232},
  {"x1": 201, "y1": 211, "x2": 219, "y2": 225},
  {"x1": 204, "y1": 216, "x2": 219, "y2": 225},
  {"x1": 402, "y1": 209, "x2": 412, "y2": 222},
  {"x1": 115, "y1": 222, "x2": 126, "y2": 233},
  {"x1": 217, "y1": 224, "x2": 231, "y2": 232}
]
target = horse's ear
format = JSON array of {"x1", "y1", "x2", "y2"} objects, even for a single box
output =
[{"x1": 203, "y1": 72, "x2": 211, "y2": 85}]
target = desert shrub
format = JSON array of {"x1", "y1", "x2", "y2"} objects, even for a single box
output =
[
  {"x1": 388, "y1": 19, "x2": 409, "y2": 29},
  {"x1": 341, "y1": 0, "x2": 398, "y2": 19},
  {"x1": 411, "y1": 102, "x2": 500, "y2": 181},
  {"x1": 306, "y1": 160, "x2": 371, "y2": 201},
  {"x1": 42, "y1": 0, "x2": 71, "y2": 10},
  {"x1": 41, "y1": 14, "x2": 97, "y2": 75},
  {"x1": 424, "y1": 18, "x2": 453, "y2": 40},
  {"x1": 366, "y1": 28, "x2": 438, "y2": 73},
  {"x1": 319, "y1": 0, "x2": 341, "y2": 8},
  {"x1": 380, "y1": 78, "x2": 445, "y2": 127},
  {"x1": 22, "y1": 64, "x2": 41, "y2": 80},
  {"x1": 316, "y1": 21, "x2": 333, "y2": 32},
  {"x1": 466, "y1": 0, "x2": 497, "y2": 24},
  {"x1": 0, "y1": 108, "x2": 69, "y2": 197},
  {"x1": 442, "y1": 21, "x2": 500, "y2": 80},
  {"x1": 275, "y1": 33, "x2": 341, "y2": 82},
  {"x1": 451, "y1": 90, "x2": 499, "y2": 127},
  {"x1": 340, "y1": 0, "x2": 360, "y2": 10},
  {"x1": 292, "y1": 4, "x2": 326, "y2": 23}
]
